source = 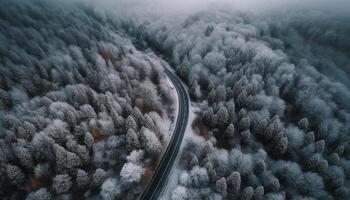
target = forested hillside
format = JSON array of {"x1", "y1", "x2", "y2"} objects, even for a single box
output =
[
  {"x1": 0, "y1": 1, "x2": 175, "y2": 199},
  {"x1": 121, "y1": 7, "x2": 350, "y2": 200}
]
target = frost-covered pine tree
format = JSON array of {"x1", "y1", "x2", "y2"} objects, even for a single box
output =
[
  {"x1": 110, "y1": 109, "x2": 124, "y2": 129},
  {"x1": 140, "y1": 127, "x2": 162, "y2": 157},
  {"x1": 205, "y1": 162, "x2": 218, "y2": 183},
  {"x1": 26, "y1": 188, "x2": 52, "y2": 200},
  {"x1": 226, "y1": 101, "x2": 236, "y2": 120},
  {"x1": 328, "y1": 153, "x2": 340, "y2": 165},
  {"x1": 241, "y1": 130, "x2": 251, "y2": 144},
  {"x1": 120, "y1": 162, "x2": 144, "y2": 187},
  {"x1": 125, "y1": 115, "x2": 138, "y2": 131},
  {"x1": 298, "y1": 118, "x2": 309, "y2": 130},
  {"x1": 76, "y1": 169, "x2": 90, "y2": 189},
  {"x1": 201, "y1": 141, "x2": 214, "y2": 157},
  {"x1": 177, "y1": 58, "x2": 189, "y2": 80},
  {"x1": 143, "y1": 113, "x2": 155, "y2": 131},
  {"x1": 34, "y1": 163, "x2": 50, "y2": 179},
  {"x1": 304, "y1": 131, "x2": 315, "y2": 145},
  {"x1": 216, "y1": 85, "x2": 226, "y2": 102},
  {"x1": 242, "y1": 186, "x2": 254, "y2": 200},
  {"x1": 131, "y1": 107, "x2": 144, "y2": 125},
  {"x1": 253, "y1": 186, "x2": 264, "y2": 200},
  {"x1": 6, "y1": 164, "x2": 25, "y2": 187},
  {"x1": 215, "y1": 177, "x2": 227, "y2": 197},
  {"x1": 306, "y1": 154, "x2": 328, "y2": 172},
  {"x1": 314, "y1": 140, "x2": 325, "y2": 153},
  {"x1": 335, "y1": 145, "x2": 345, "y2": 156},
  {"x1": 84, "y1": 132, "x2": 94, "y2": 149},
  {"x1": 324, "y1": 166, "x2": 344, "y2": 189},
  {"x1": 274, "y1": 137, "x2": 288, "y2": 155},
  {"x1": 15, "y1": 146, "x2": 33, "y2": 168},
  {"x1": 76, "y1": 144, "x2": 89, "y2": 163},
  {"x1": 203, "y1": 107, "x2": 215, "y2": 127},
  {"x1": 190, "y1": 80, "x2": 201, "y2": 100},
  {"x1": 205, "y1": 25, "x2": 214, "y2": 36},
  {"x1": 189, "y1": 156, "x2": 199, "y2": 169},
  {"x1": 239, "y1": 116, "x2": 251, "y2": 131},
  {"x1": 100, "y1": 178, "x2": 121, "y2": 200},
  {"x1": 216, "y1": 106, "x2": 229, "y2": 128},
  {"x1": 225, "y1": 123, "x2": 235, "y2": 138},
  {"x1": 93, "y1": 168, "x2": 107, "y2": 186},
  {"x1": 53, "y1": 144, "x2": 81, "y2": 173},
  {"x1": 52, "y1": 174, "x2": 72, "y2": 194},
  {"x1": 237, "y1": 89, "x2": 248, "y2": 108},
  {"x1": 254, "y1": 159, "x2": 266, "y2": 176},
  {"x1": 126, "y1": 129, "x2": 140, "y2": 151},
  {"x1": 263, "y1": 173, "x2": 280, "y2": 192},
  {"x1": 208, "y1": 89, "x2": 216, "y2": 105},
  {"x1": 227, "y1": 171, "x2": 241, "y2": 193}
]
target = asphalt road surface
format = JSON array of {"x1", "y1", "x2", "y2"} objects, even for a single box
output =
[{"x1": 139, "y1": 66, "x2": 189, "y2": 200}]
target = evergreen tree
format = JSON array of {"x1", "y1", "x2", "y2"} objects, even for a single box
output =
[
  {"x1": 126, "y1": 129, "x2": 140, "y2": 151},
  {"x1": 239, "y1": 116, "x2": 251, "y2": 131},
  {"x1": 52, "y1": 174, "x2": 72, "y2": 194},
  {"x1": 190, "y1": 80, "x2": 201, "y2": 100},
  {"x1": 6, "y1": 164, "x2": 25, "y2": 187},
  {"x1": 216, "y1": 85, "x2": 226, "y2": 102},
  {"x1": 216, "y1": 177, "x2": 227, "y2": 197},
  {"x1": 208, "y1": 89, "x2": 216, "y2": 105},
  {"x1": 26, "y1": 188, "x2": 52, "y2": 200},
  {"x1": 227, "y1": 171, "x2": 241, "y2": 194},
  {"x1": 15, "y1": 146, "x2": 33, "y2": 168},
  {"x1": 203, "y1": 107, "x2": 216, "y2": 127},
  {"x1": 216, "y1": 107, "x2": 229, "y2": 128},
  {"x1": 253, "y1": 186, "x2": 264, "y2": 200},
  {"x1": 242, "y1": 186, "x2": 254, "y2": 200},
  {"x1": 225, "y1": 123, "x2": 235, "y2": 138},
  {"x1": 93, "y1": 168, "x2": 107, "y2": 186},
  {"x1": 84, "y1": 132, "x2": 94, "y2": 149},
  {"x1": 298, "y1": 118, "x2": 309, "y2": 130},
  {"x1": 76, "y1": 169, "x2": 90, "y2": 189},
  {"x1": 125, "y1": 116, "x2": 138, "y2": 131}
]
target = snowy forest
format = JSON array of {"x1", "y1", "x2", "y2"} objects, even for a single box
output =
[
  {"x1": 0, "y1": 1, "x2": 176, "y2": 199},
  {"x1": 124, "y1": 3, "x2": 350, "y2": 200},
  {"x1": 1, "y1": 0, "x2": 350, "y2": 200}
]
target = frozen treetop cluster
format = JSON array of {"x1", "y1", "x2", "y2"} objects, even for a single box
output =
[{"x1": 0, "y1": 0, "x2": 175, "y2": 199}]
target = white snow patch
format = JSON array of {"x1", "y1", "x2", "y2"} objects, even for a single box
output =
[
  {"x1": 153, "y1": 58, "x2": 180, "y2": 146},
  {"x1": 161, "y1": 73, "x2": 179, "y2": 144},
  {"x1": 159, "y1": 102, "x2": 200, "y2": 199}
]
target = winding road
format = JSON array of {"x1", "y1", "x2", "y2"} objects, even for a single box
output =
[{"x1": 139, "y1": 66, "x2": 189, "y2": 200}]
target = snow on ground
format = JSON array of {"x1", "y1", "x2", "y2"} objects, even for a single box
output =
[
  {"x1": 160, "y1": 72, "x2": 179, "y2": 144},
  {"x1": 140, "y1": 52, "x2": 179, "y2": 146},
  {"x1": 159, "y1": 103, "x2": 199, "y2": 200},
  {"x1": 146, "y1": 57, "x2": 180, "y2": 164},
  {"x1": 160, "y1": 59, "x2": 179, "y2": 145}
]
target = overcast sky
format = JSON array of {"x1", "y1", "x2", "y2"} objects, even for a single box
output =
[{"x1": 84, "y1": 0, "x2": 350, "y2": 16}]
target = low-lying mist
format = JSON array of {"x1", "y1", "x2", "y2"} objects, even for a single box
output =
[{"x1": 0, "y1": 0, "x2": 350, "y2": 199}]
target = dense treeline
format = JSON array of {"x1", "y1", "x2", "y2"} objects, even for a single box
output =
[
  {"x1": 121, "y1": 8, "x2": 350, "y2": 200},
  {"x1": 0, "y1": 1, "x2": 175, "y2": 199}
]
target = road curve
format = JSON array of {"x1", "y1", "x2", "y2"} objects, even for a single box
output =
[{"x1": 139, "y1": 66, "x2": 189, "y2": 200}]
